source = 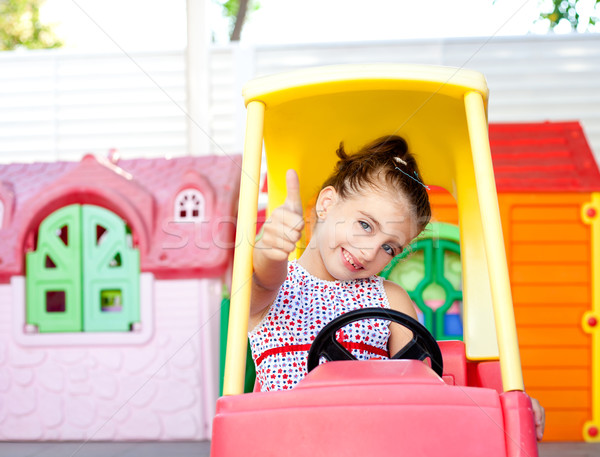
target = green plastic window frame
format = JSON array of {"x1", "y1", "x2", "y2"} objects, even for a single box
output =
[
  {"x1": 380, "y1": 222, "x2": 463, "y2": 340},
  {"x1": 25, "y1": 204, "x2": 140, "y2": 333}
]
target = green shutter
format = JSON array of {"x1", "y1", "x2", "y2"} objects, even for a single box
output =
[
  {"x1": 81, "y1": 205, "x2": 140, "y2": 332},
  {"x1": 26, "y1": 205, "x2": 83, "y2": 332},
  {"x1": 26, "y1": 204, "x2": 140, "y2": 333}
]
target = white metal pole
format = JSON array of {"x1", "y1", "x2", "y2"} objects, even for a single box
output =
[{"x1": 186, "y1": 0, "x2": 211, "y2": 156}]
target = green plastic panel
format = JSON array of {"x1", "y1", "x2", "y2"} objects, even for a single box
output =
[
  {"x1": 81, "y1": 205, "x2": 140, "y2": 332},
  {"x1": 26, "y1": 204, "x2": 140, "y2": 333},
  {"x1": 26, "y1": 205, "x2": 83, "y2": 332},
  {"x1": 432, "y1": 239, "x2": 462, "y2": 340},
  {"x1": 219, "y1": 293, "x2": 256, "y2": 396}
]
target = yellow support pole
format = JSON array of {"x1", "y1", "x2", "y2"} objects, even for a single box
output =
[
  {"x1": 222, "y1": 100, "x2": 265, "y2": 396},
  {"x1": 464, "y1": 91, "x2": 525, "y2": 392},
  {"x1": 582, "y1": 193, "x2": 600, "y2": 442}
]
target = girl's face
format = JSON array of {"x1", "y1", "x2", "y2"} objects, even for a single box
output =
[{"x1": 306, "y1": 183, "x2": 419, "y2": 282}]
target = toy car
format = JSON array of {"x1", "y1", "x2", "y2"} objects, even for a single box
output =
[{"x1": 211, "y1": 64, "x2": 539, "y2": 457}]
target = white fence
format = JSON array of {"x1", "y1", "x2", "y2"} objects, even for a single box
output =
[
  {"x1": 0, "y1": 50, "x2": 188, "y2": 162},
  {"x1": 1, "y1": 33, "x2": 600, "y2": 164}
]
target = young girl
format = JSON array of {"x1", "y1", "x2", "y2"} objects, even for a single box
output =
[
  {"x1": 249, "y1": 135, "x2": 429, "y2": 389},
  {"x1": 248, "y1": 135, "x2": 545, "y2": 439}
]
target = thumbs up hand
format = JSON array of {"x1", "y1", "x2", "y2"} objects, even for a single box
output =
[
  {"x1": 256, "y1": 169, "x2": 305, "y2": 262},
  {"x1": 282, "y1": 168, "x2": 303, "y2": 216}
]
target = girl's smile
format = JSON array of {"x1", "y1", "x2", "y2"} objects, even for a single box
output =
[{"x1": 342, "y1": 248, "x2": 363, "y2": 271}]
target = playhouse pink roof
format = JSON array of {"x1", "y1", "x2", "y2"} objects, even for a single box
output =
[
  {"x1": 0, "y1": 154, "x2": 242, "y2": 281},
  {"x1": 488, "y1": 121, "x2": 600, "y2": 192}
]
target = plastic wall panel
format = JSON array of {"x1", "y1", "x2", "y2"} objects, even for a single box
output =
[
  {"x1": 429, "y1": 191, "x2": 595, "y2": 440},
  {"x1": 0, "y1": 276, "x2": 222, "y2": 441},
  {"x1": 500, "y1": 193, "x2": 593, "y2": 441}
]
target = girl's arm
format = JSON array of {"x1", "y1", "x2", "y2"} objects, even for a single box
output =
[
  {"x1": 383, "y1": 279, "x2": 419, "y2": 357},
  {"x1": 250, "y1": 170, "x2": 304, "y2": 327}
]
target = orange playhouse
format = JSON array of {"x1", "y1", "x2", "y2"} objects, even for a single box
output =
[{"x1": 385, "y1": 120, "x2": 599, "y2": 441}]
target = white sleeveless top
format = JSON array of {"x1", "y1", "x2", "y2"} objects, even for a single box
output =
[{"x1": 249, "y1": 261, "x2": 391, "y2": 391}]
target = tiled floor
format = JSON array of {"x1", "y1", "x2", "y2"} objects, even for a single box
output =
[{"x1": 0, "y1": 441, "x2": 598, "y2": 457}]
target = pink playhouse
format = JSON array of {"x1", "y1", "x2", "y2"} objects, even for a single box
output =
[{"x1": 0, "y1": 153, "x2": 241, "y2": 440}]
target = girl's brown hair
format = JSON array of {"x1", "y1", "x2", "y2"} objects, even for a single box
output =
[{"x1": 320, "y1": 135, "x2": 431, "y2": 233}]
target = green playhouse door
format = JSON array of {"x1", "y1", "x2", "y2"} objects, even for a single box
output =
[
  {"x1": 380, "y1": 223, "x2": 463, "y2": 341},
  {"x1": 26, "y1": 204, "x2": 140, "y2": 333}
]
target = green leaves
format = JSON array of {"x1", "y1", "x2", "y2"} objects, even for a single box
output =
[
  {"x1": 537, "y1": 0, "x2": 600, "y2": 32},
  {"x1": 0, "y1": 0, "x2": 62, "y2": 51}
]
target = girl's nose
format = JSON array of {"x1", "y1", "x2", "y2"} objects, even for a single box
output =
[{"x1": 360, "y1": 245, "x2": 378, "y2": 262}]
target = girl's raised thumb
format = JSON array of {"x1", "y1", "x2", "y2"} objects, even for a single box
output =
[{"x1": 284, "y1": 169, "x2": 303, "y2": 215}]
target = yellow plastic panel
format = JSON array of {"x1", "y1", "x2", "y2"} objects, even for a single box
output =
[
  {"x1": 454, "y1": 146, "x2": 500, "y2": 361},
  {"x1": 582, "y1": 192, "x2": 600, "y2": 442}
]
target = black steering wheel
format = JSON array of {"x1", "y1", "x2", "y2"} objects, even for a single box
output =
[{"x1": 306, "y1": 308, "x2": 444, "y2": 377}]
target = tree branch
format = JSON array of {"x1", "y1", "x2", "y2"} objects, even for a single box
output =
[{"x1": 230, "y1": 0, "x2": 249, "y2": 41}]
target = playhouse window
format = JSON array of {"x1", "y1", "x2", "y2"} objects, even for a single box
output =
[
  {"x1": 25, "y1": 204, "x2": 141, "y2": 333},
  {"x1": 174, "y1": 189, "x2": 205, "y2": 222},
  {"x1": 381, "y1": 222, "x2": 463, "y2": 341}
]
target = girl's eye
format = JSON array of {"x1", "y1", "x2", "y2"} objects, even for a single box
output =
[
  {"x1": 382, "y1": 244, "x2": 395, "y2": 256},
  {"x1": 359, "y1": 221, "x2": 371, "y2": 232}
]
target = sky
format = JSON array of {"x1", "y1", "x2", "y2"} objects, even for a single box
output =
[{"x1": 38, "y1": 0, "x2": 587, "y2": 52}]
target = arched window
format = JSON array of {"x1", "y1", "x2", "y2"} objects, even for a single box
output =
[
  {"x1": 174, "y1": 189, "x2": 205, "y2": 222},
  {"x1": 380, "y1": 222, "x2": 463, "y2": 341},
  {"x1": 26, "y1": 204, "x2": 140, "y2": 333}
]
